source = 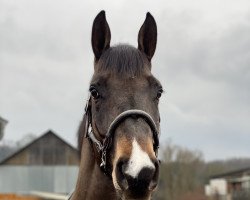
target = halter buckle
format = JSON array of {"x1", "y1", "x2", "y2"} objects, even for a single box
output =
[
  {"x1": 100, "y1": 151, "x2": 106, "y2": 169},
  {"x1": 95, "y1": 140, "x2": 103, "y2": 153}
]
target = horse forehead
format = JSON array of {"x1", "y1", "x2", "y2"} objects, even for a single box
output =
[
  {"x1": 107, "y1": 75, "x2": 150, "y2": 90},
  {"x1": 91, "y1": 68, "x2": 152, "y2": 87}
]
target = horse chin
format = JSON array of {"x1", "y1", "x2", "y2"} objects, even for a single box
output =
[
  {"x1": 112, "y1": 180, "x2": 152, "y2": 200},
  {"x1": 116, "y1": 190, "x2": 152, "y2": 200}
]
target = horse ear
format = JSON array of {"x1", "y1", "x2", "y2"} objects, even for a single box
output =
[
  {"x1": 138, "y1": 12, "x2": 157, "y2": 61},
  {"x1": 91, "y1": 10, "x2": 111, "y2": 60}
]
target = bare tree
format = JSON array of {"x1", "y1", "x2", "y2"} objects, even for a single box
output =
[
  {"x1": 155, "y1": 140, "x2": 205, "y2": 200},
  {"x1": 0, "y1": 116, "x2": 8, "y2": 141}
]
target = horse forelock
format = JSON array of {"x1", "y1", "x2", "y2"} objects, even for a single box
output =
[{"x1": 96, "y1": 44, "x2": 150, "y2": 77}]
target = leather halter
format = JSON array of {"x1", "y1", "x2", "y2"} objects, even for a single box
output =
[{"x1": 84, "y1": 97, "x2": 160, "y2": 174}]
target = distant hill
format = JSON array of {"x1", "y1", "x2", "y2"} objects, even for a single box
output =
[{"x1": 205, "y1": 157, "x2": 250, "y2": 178}]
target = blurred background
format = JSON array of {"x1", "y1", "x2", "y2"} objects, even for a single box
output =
[{"x1": 0, "y1": 0, "x2": 250, "y2": 199}]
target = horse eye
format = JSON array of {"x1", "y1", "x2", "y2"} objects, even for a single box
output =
[
  {"x1": 90, "y1": 88, "x2": 100, "y2": 99},
  {"x1": 156, "y1": 88, "x2": 163, "y2": 99}
]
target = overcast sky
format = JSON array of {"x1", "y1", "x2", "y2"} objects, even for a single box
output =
[{"x1": 0, "y1": 0, "x2": 249, "y2": 161}]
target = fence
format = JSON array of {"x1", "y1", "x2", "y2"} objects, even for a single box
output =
[{"x1": 0, "y1": 166, "x2": 78, "y2": 194}]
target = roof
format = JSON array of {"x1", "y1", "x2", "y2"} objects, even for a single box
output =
[
  {"x1": 210, "y1": 167, "x2": 250, "y2": 179},
  {"x1": 0, "y1": 129, "x2": 78, "y2": 165}
]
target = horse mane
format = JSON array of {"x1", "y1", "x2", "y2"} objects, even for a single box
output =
[{"x1": 77, "y1": 113, "x2": 87, "y2": 156}]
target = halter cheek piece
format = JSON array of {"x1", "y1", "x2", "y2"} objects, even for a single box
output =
[{"x1": 84, "y1": 97, "x2": 160, "y2": 174}]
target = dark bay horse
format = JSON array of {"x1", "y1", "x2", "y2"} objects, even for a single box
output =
[{"x1": 71, "y1": 11, "x2": 163, "y2": 200}]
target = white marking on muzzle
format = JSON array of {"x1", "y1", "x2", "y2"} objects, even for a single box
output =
[{"x1": 125, "y1": 139, "x2": 155, "y2": 178}]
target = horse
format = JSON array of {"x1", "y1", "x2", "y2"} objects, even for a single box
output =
[{"x1": 71, "y1": 10, "x2": 163, "y2": 200}]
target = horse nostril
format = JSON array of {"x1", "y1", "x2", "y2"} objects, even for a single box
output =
[
  {"x1": 139, "y1": 167, "x2": 155, "y2": 183},
  {"x1": 148, "y1": 159, "x2": 160, "y2": 190},
  {"x1": 115, "y1": 159, "x2": 129, "y2": 190},
  {"x1": 115, "y1": 157, "x2": 160, "y2": 194},
  {"x1": 122, "y1": 167, "x2": 156, "y2": 197}
]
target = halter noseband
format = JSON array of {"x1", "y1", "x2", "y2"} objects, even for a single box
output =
[{"x1": 84, "y1": 98, "x2": 160, "y2": 174}]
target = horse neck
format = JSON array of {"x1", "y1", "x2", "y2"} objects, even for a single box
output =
[{"x1": 71, "y1": 137, "x2": 117, "y2": 200}]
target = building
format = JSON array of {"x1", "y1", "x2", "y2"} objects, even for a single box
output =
[
  {"x1": 0, "y1": 116, "x2": 8, "y2": 141},
  {"x1": 205, "y1": 167, "x2": 250, "y2": 200},
  {"x1": 0, "y1": 130, "x2": 79, "y2": 194}
]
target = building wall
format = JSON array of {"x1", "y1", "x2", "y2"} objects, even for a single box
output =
[
  {"x1": 205, "y1": 178, "x2": 228, "y2": 196},
  {"x1": 242, "y1": 175, "x2": 250, "y2": 189},
  {"x1": 0, "y1": 166, "x2": 78, "y2": 193}
]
